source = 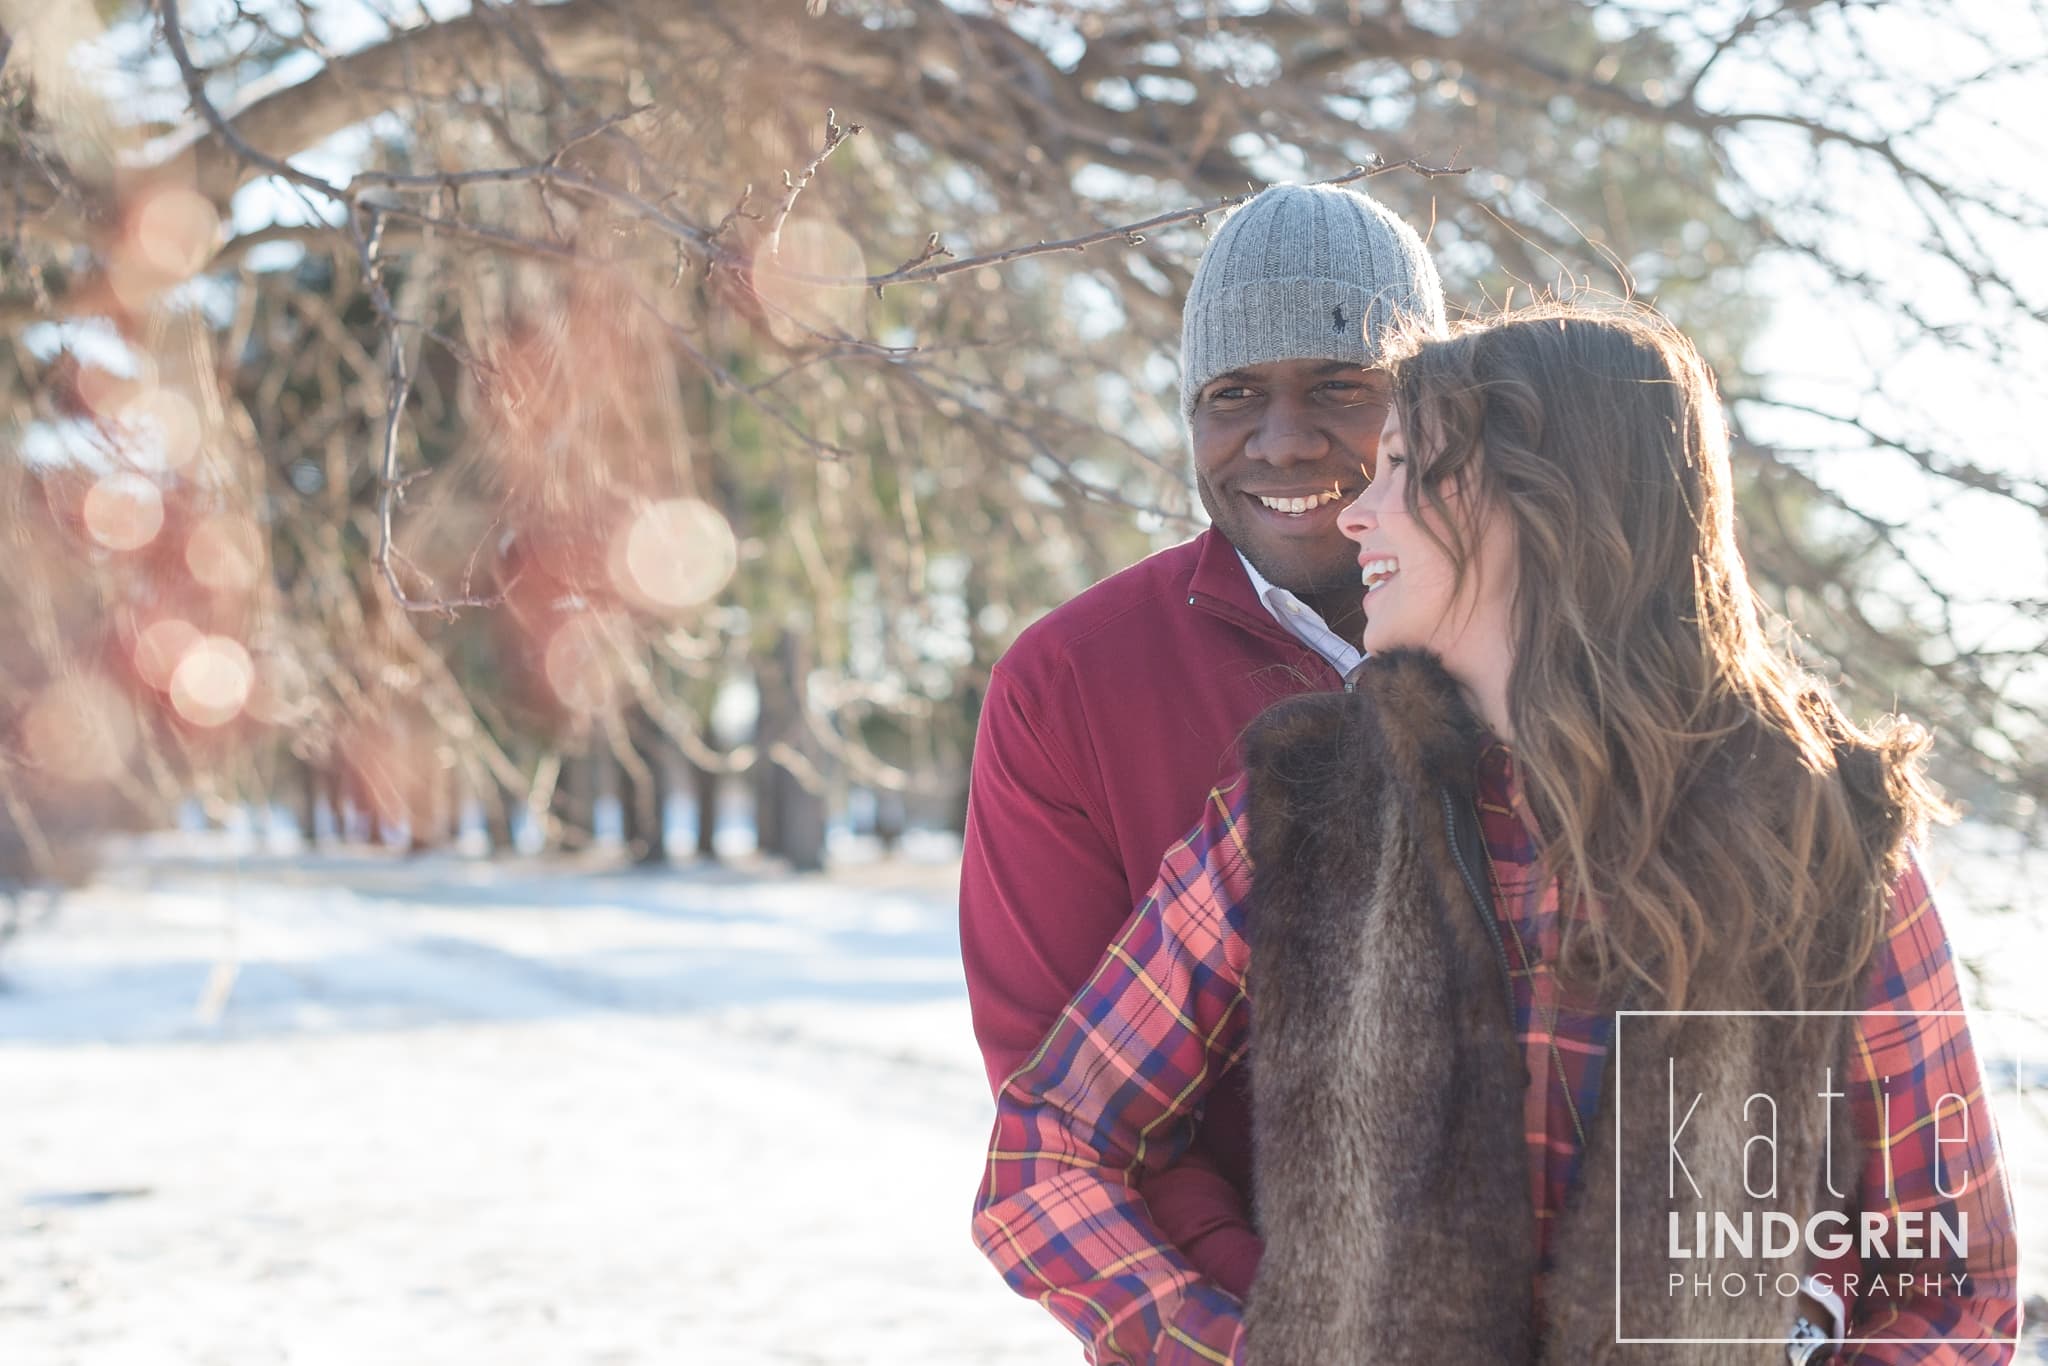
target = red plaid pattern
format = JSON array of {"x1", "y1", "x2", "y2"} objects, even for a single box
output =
[
  {"x1": 973, "y1": 750, "x2": 2019, "y2": 1364},
  {"x1": 1473, "y1": 740, "x2": 1613, "y2": 1326}
]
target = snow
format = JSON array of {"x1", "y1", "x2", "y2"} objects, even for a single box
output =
[
  {"x1": 2, "y1": 826, "x2": 2044, "y2": 1363},
  {"x1": 0, "y1": 842, "x2": 1074, "y2": 1366}
]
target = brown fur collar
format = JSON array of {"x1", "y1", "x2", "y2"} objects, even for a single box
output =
[{"x1": 1237, "y1": 650, "x2": 1901, "y2": 1364}]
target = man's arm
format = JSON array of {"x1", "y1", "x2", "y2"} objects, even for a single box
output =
[
  {"x1": 973, "y1": 778, "x2": 1257, "y2": 1365},
  {"x1": 1840, "y1": 853, "x2": 2020, "y2": 1362},
  {"x1": 960, "y1": 661, "x2": 1264, "y2": 1293}
]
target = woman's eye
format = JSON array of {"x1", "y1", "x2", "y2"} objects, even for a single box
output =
[{"x1": 1207, "y1": 387, "x2": 1253, "y2": 403}]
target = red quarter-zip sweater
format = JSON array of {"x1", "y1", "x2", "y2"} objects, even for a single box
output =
[{"x1": 960, "y1": 527, "x2": 1346, "y2": 1297}]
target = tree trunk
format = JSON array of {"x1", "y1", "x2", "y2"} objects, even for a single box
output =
[
  {"x1": 690, "y1": 751, "x2": 721, "y2": 862},
  {"x1": 778, "y1": 765, "x2": 826, "y2": 871},
  {"x1": 549, "y1": 744, "x2": 597, "y2": 851},
  {"x1": 620, "y1": 708, "x2": 671, "y2": 867},
  {"x1": 753, "y1": 654, "x2": 788, "y2": 860},
  {"x1": 409, "y1": 758, "x2": 455, "y2": 854},
  {"x1": 952, "y1": 555, "x2": 998, "y2": 836},
  {"x1": 762, "y1": 629, "x2": 827, "y2": 873},
  {"x1": 591, "y1": 740, "x2": 622, "y2": 851},
  {"x1": 875, "y1": 788, "x2": 905, "y2": 856},
  {"x1": 483, "y1": 773, "x2": 516, "y2": 855},
  {"x1": 295, "y1": 755, "x2": 320, "y2": 847},
  {"x1": 312, "y1": 767, "x2": 339, "y2": 848}
]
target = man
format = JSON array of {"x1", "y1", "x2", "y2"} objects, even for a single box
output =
[{"x1": 958, "y1": 182, "x2": 1445, "y2": 1296}]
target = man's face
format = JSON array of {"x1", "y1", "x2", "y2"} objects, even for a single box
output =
[{"x1": 1189, "y1": 358, "x2": 1391, "y2": 604}]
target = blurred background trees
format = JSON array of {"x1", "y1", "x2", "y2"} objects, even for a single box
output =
[{"x1": 1, "y1": 0, "x2": 2042, "y2": 883}]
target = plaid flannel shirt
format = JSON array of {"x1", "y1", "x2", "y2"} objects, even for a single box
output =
[{"x1": 972, "y1": 747, "x2": 2019, "y2": 1365}]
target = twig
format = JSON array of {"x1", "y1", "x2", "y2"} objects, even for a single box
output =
[
  {"x1": 369, "y1": 206, "x2": 585, "y2": 264},
  {"x1": 643, "y1": 301, "x2": 858, "y2": 461},
  {"x1": 765, "y1": 108, "x2": 864, "y2": 257},
  {"x1": 353, "y1": 205, "x2": 506, "y2": 617},
  {"x1": 890, "y1": 233, "x2": 955, "y2": 276},
  {"x1": 157, "y1": 0, "x2": 345, "y2": 203},
  {"x1": 712, "y1": 185, "x2": 762, "y2": 244},
  {"x1": 863, "y1": 156, "x2": 1467, "y2": 294},
  {"x1": 544, "y1": 103, "x2": 656, "y2": 168},
  {"x1": 369, "y1": 156, "x2": 1465, "y2": 295},
  {"x1": 353, "y1": 164, "x2": 718, "y2": 253}
]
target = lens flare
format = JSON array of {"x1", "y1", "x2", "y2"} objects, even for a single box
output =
[
  {"x1": 133, "y1": 186, "x2": 220, "y2": 279},
  {"x1": 753, "y1": 217, "x2": 867, "y2": 342},
  {"x1": 22, "y1": 675, "x2": 136, "y2": 785},
  {"x1": 542, "y1": 614, "x2": 629, "y2": 713},
  {"x1": 118, "y1": 388, "x2": 202, "y2": 469},
  {"x1": 110, "y1": 186, "x2": 221, "y2": 307},
  {"x1": 134, "y1": 617, "x2": 203, "y2": 690},
  {"x1": 73, "y1": 362, "x2": 151, "y2": 423},
  {"x1": 81, "y1": 471, "x2": 165, "y2": 551},
  {"x1": 185, "y1": 514, "x2": 264, "y2": 593},
  {"x1": 611, "y1": 498, "x2": 738, "y2": 612},
  {"x1": 168, "y1": 635, "x2": 254, "y2": 727}
]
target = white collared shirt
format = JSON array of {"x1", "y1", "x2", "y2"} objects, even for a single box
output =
[{"x1": 1236, "y1": 549, "x2": 1364, "y2": 679}]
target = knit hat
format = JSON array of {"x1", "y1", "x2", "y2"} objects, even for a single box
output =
[{"x1": 1179, "y1": 183, "x2": 1446, "y2": 417}]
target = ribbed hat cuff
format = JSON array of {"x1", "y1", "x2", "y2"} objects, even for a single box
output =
[{"x1": 1179, "y1": 277, "x2": 1440, "y2": 416}]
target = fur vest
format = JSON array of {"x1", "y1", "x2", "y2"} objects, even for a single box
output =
[{"x1": 1239, "y1": 651, "x2": 1909, "y2": 1364}]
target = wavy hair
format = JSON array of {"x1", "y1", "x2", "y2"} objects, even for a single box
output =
[{"x1": 1385, "y1": 303, "x2": 1948, "y2": 1011}]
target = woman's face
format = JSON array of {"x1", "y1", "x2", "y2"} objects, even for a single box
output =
[{"x1": 1337, "y1": 408, "x2": 1519, "y2": 692}]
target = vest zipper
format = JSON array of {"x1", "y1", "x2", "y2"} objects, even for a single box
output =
[{"x1": 1440, "y1": 787, "x2": 1517, "y2": 1028}]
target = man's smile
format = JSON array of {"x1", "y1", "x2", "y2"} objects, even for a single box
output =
[{"x1": 1240, "y1": 485, "x2": 1356, "y2": 530}]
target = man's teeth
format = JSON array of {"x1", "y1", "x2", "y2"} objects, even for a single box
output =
[
  {"x1": 1361, "y1": 558, "x2": 1399, "y2": 591},
  {"x1": 1257, "y1": 489, "x2": 1344, "y2": 514}
]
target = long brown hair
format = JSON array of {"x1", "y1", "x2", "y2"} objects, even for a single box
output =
[{"x1": 1386, "y1": 302, "x2": 1948, "y2": 1011}]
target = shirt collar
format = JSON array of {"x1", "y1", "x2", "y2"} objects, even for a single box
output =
[
  {"x1": 1477, "y1": 737, "x2": 1542, "y2": 853},
  {"x1": 1234, "y1": 549, "x2": 1363, "y2": 677}
]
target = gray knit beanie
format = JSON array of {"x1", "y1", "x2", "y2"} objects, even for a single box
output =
[{"x1": 1179, "y1": 183, "x2": 1446, "y2": 417}]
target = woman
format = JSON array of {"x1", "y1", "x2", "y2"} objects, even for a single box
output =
[{"x1": 971, "y1": 306, "x2": 2018, "y2": 1364}]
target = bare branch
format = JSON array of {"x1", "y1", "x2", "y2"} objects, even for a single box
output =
[
  {"x1": 157, "y1": 0, "x2": 345, "y2": 203},
  {"x1": 866, "y1": 157, "x2": 1470, "y2": 292},
  {"x1": 765, "y1": 108, "x2": 863, "y2": 256}
]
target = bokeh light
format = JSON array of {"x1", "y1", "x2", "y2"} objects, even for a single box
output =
[
  {"x1": 132, "y1": 187, "x2": 221, "y2": 280},
  {"x1": 81, "y1": 471, "x2": 165, "y2": 551},
  {"x1": 185, "y1": 513, "x2": 264, "y2": 593},
  {"x1": 542, "y1": 613, "x2": 629, "y2": 713},
  {"x1": 21, "y1": 675, "x2": 136, "y2": 785},
  {"x1": 753, "y1": 217, "x2": 867, "y2": 342},
  {"x1": 72, "y1": 360, "x2": 152, "y2": 423},
  {"x1": 134, "y1": 617, "x2": 203, "y2": 691},
  {"x1": 611, "y1": 498, "x2": 737, "y2": 612},
  {"x1": 118, "y1": 387, "x2": 202, "y2": 470},
  {"x1": 168, "y1": 635, "x2": 254, "y2": 727},
  {"x1": 109, "y1": 185, "x2": 221, "y2": 308}
]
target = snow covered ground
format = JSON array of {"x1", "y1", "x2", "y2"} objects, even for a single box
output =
[
  {"x1": 0, "y1": 834, "x2": 1076, "y2": 1366},
  {"x1": 1, "y1": 826, "x2": 2044, "y2": 1364}
]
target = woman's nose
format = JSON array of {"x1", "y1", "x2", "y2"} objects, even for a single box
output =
[{"x1": 1337, "y1": 483, "x2": 1376, "y2": 543}]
